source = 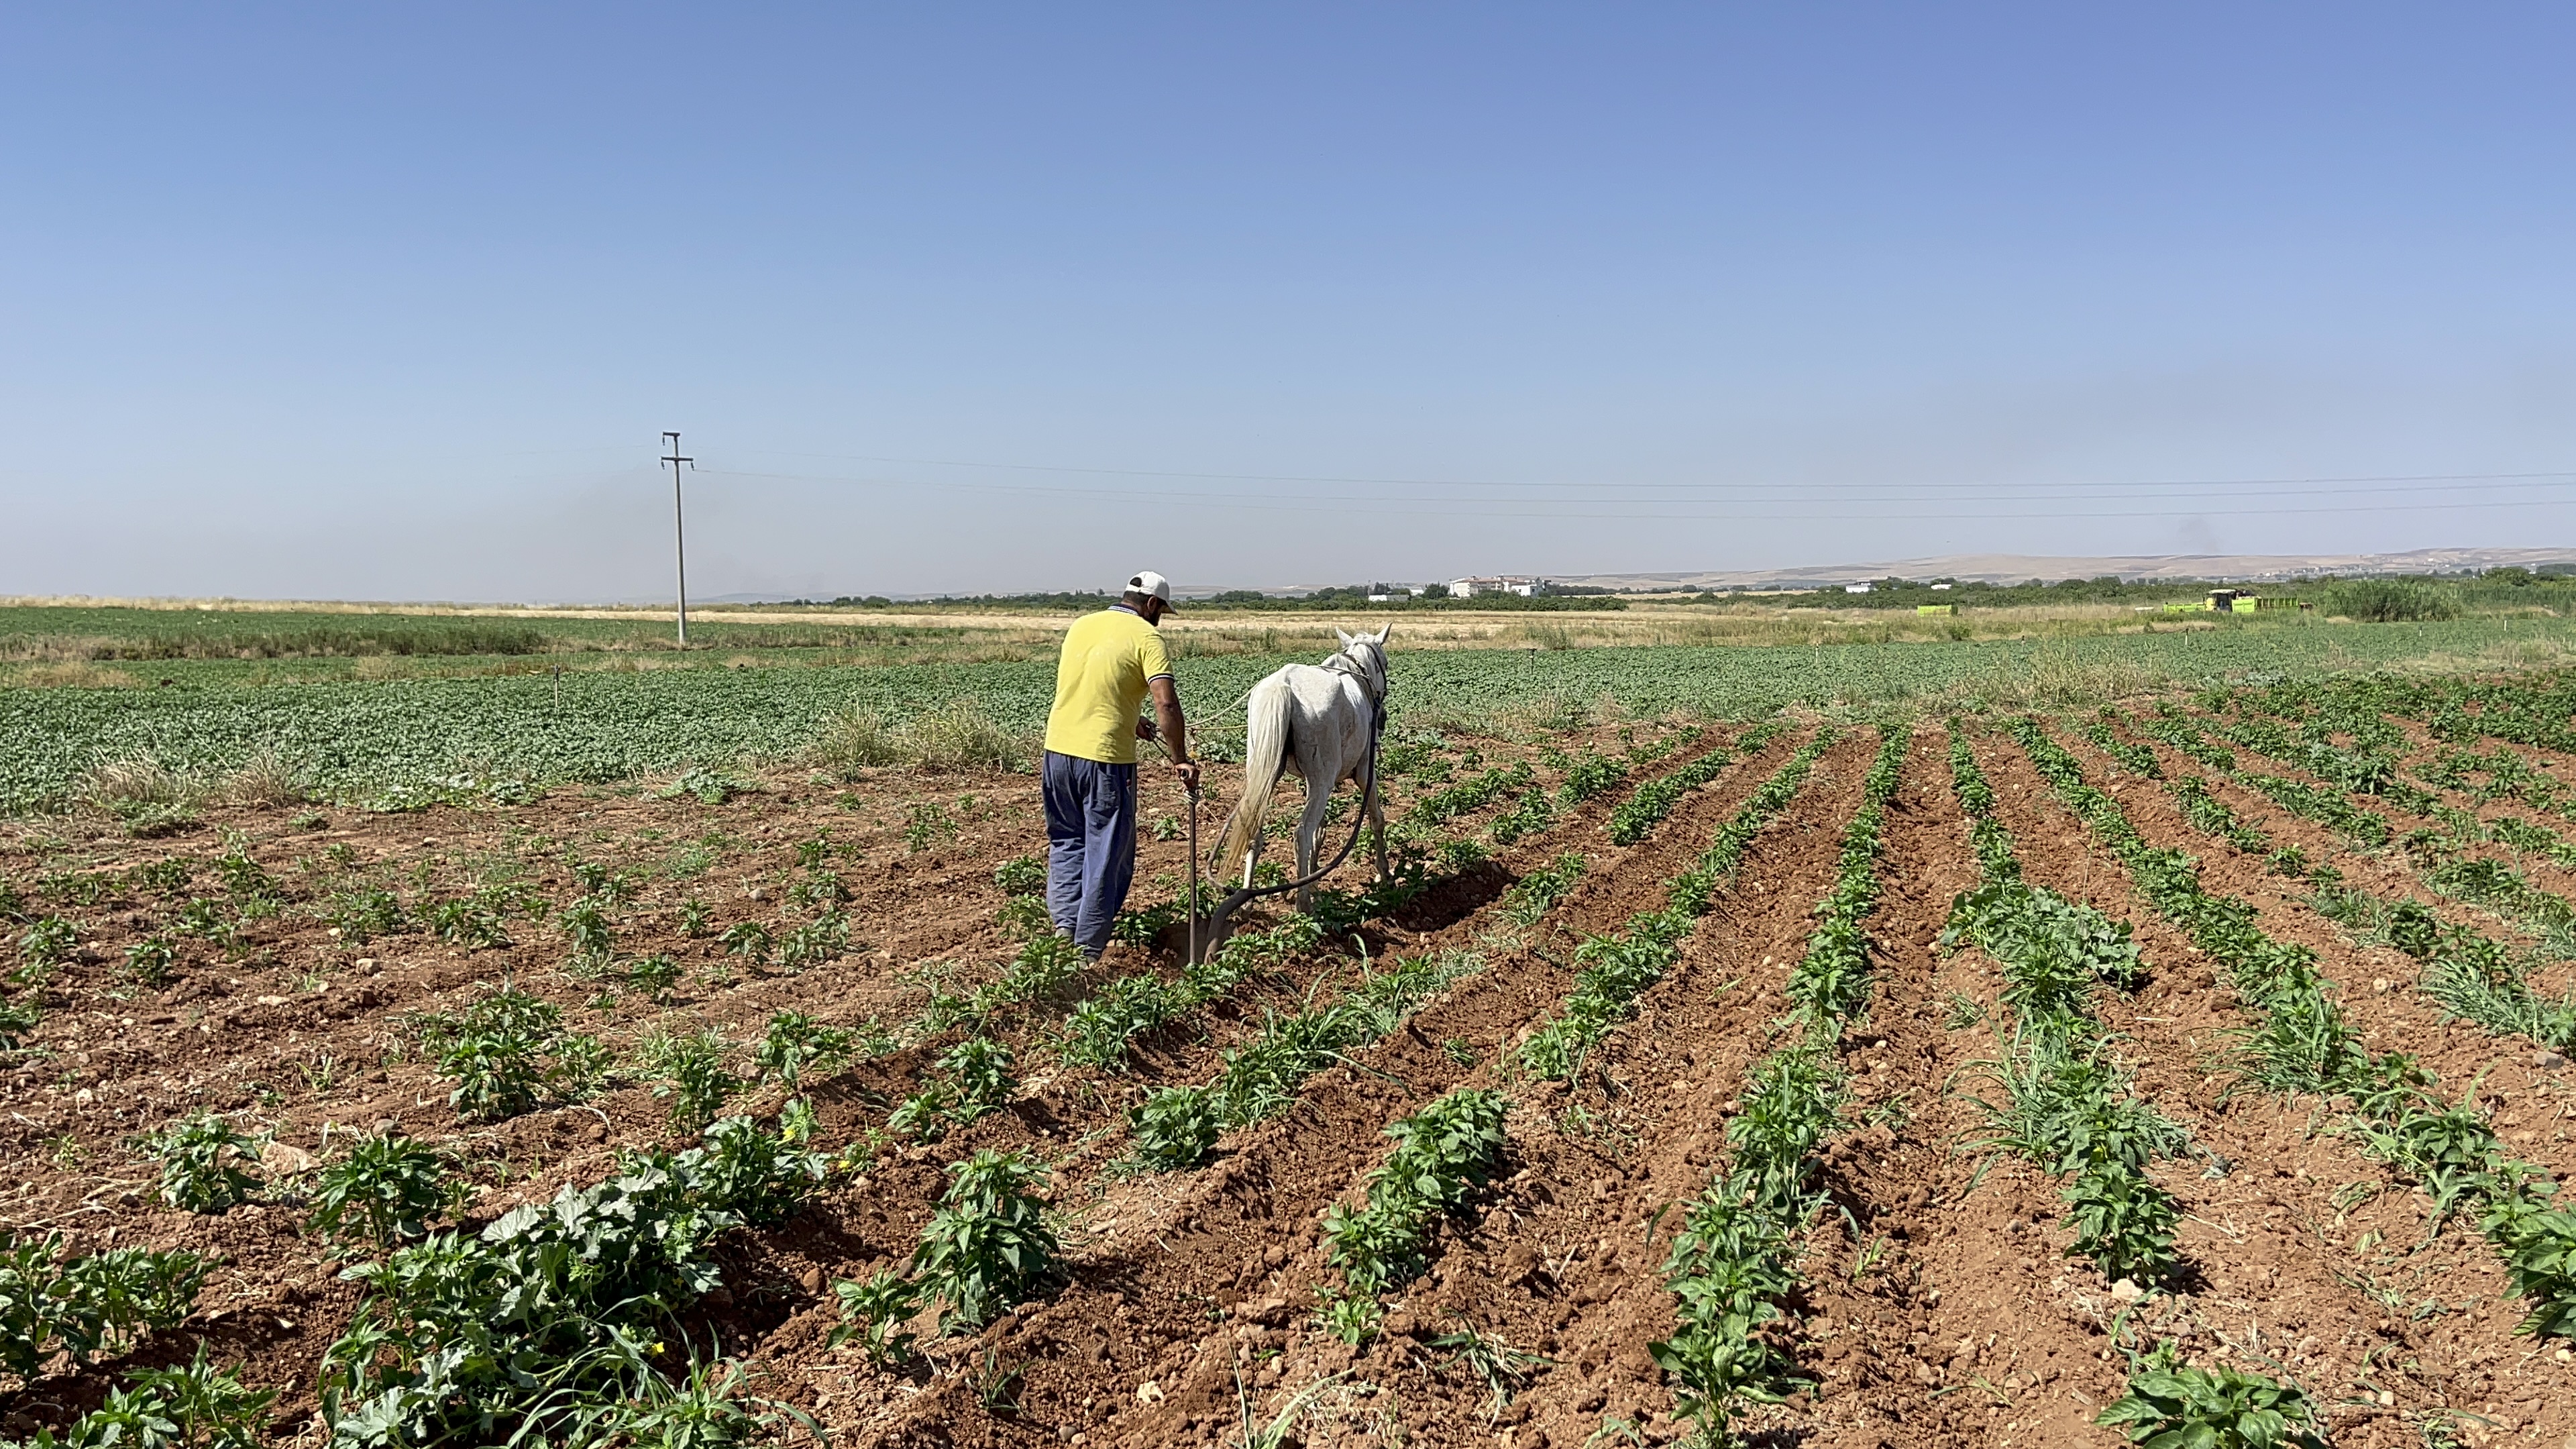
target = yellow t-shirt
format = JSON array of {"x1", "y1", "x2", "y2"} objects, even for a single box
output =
[{"x1": 1042, "y1": 607, "x2": 1173, "y2": 764}]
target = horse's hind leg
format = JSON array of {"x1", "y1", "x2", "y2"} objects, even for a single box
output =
[{"x1": 1293, "y1": 770, "x2": 1332, "y2": 914}]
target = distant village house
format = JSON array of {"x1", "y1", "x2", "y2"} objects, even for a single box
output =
[{"x1": 1449, "y1": 576, "x2": 1545, "y2": 598}]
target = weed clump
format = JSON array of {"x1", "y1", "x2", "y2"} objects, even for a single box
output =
[
  {"x1": 810, "y1": 704, "x2": 902, "y2": 772},
  {"x1": 72, "y1": 755, "x2": 203, "y2": 836},
  {"x1": 219, "y1": 743, "x2": 311, "y2": 808},
  {"x1": 812, "y1": 698, "x2": 1032, "y2": 776},
  {"x1": 2320, "y1": 578, "x2": 2459, "y2": 623}
]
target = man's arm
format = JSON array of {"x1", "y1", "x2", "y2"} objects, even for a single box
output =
[{"x1": 1148, "y1": 676, "x2": 1197, "y2": 792}]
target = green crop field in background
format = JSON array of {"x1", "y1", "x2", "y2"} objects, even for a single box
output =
[
  {"x1": 0, "y1": 604, "x2": 1055, "y2": 658},
  {"x1": 7, "y1": 612, "x2": 2574, "y2": 813}
]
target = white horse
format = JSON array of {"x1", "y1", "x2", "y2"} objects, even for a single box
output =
[{"x1": 1212, "y1": 626, "x2": 1393, "y2": 913}]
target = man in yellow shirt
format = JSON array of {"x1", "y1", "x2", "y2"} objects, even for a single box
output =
[{"x1": 1042, "y1": 570, "x2": 1199, "y2": 960}]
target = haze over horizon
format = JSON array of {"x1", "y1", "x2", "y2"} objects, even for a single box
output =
[{"x1": 7, "y1": 5, "x2": 2575, "y2": 604}]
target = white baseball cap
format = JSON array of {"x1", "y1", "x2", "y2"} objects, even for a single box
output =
[{"x1": 1124, "y1": 570, "x2": 1177, "y2": 607}]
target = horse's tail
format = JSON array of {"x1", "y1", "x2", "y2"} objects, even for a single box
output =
[{"x1": 1214, "y1": 676, "x2": 1291, "y2": 885}]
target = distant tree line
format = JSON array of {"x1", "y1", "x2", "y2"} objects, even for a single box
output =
[
  {"x1": 786, "y1": 585, "x2": 1625, "y2": 612},
  {"x1": 1743, "y1": 567, "x2": 2576, "y2": 621},
  {"x1": 1191, "y1": 585, "x2": 1623, "y2": 612},
  {"x1": 1759, "y1": 576, "x2": 2210, "y2": 610},
  {"x1": 788, "y1": 566, "x2": 2570, "y2": 619}
]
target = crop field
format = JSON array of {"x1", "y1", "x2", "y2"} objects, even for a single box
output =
[
  {"x1": 0, "y1": 598, "x2": 2264, "y2": 695},
  {"x1": 9, "y1": 602, "x2": 2576, "y2": 814},
  {"x1": 11, "y1": 625, "x2": 2576, "y2": 1446}
]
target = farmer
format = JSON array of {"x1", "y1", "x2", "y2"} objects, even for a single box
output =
[{"x1": 1041, "y1": 570, "x2": 1199, "y2": 961}]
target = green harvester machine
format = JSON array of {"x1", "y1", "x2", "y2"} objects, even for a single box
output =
[{"x1": 2161, "y1": 588, "x2": 2312, "y2": 616}]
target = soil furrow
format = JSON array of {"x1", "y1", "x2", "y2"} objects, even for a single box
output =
[
  {"x1": 1338, "y1": 730, "x2": 1877, "y2": 1449},
  {"x1": 826, "y1": 726, "x2": 1825, "y2": 1445},
  {"x1": 2055, "y1": 722, "x2": 2576, "y2": 1442},
  {"x1": 1972, "y1": 728, "x2": 2505, "y2": 1449},
  {"x1": 2067, "y1": 724, "x2": 2576, "y2": 1191},
  {"x1": 0, "y1": 717, "x2": 1713, "y2": 1438},
  {"x1": 1774, "y1": 725, "x2": 2134, "y2": 1449}
]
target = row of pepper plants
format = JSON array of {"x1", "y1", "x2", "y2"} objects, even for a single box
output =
[
  {"x1": 2103, "y1": 704, "x2": 2576, "y2": 1059},
  {"x1": 1521, "y1": 730, "x2": 1833, "y2": 1081},
  {"x1": 1605, "y1": 718, "x2": 1794, "y2": 846},
  {"x1": 2200, "y1": 696, "x2": 2576, "y2": 947},
  {"x1": 2106, "y1": 706, "x2": 2576, "y2": 1054},
  {"x1": 1293, "y1": 726, "x2": 1811, "y2": 1348},
  {"x1": 1944, "y1": 724, "x2": 2189, "y2": 1285},
  {"x1": 1949, "y1": 724, "x2": 2330, "y2": 1444},
  {"x1": 826, "y1": 720, "x2": 1758, "y2": 1379},
  {"x1": 2008, "y1": 718, "x2": 2576, "y2": 1347},
  {"x1": 1648, "y1": 724, "x2": 1902, "y2": 1446},
  {"x1": 1114, "y1": 722, "x2": 1793, "y2": 1173}
]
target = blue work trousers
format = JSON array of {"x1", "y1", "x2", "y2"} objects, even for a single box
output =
[{"x1": 1042, "y1": 751, "x2": 1137, "y2": 955}]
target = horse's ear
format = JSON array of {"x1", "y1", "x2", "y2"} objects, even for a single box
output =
[
  {"x1": 1336, "y1": 628, "x2": 1354, "y2": 647},
  {"x1": 1373, "y1": 625, "x2": 1392, "y2": 645}
]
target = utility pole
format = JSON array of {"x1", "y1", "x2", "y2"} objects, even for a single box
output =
[{"x1": 661, "y1": 431, "x2": 694, "y2": 646}]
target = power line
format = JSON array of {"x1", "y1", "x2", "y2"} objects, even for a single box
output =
[
  {"x1": 693, "y1": 463, "x2": 2576, "y2": 521},
  {"x1": 704, "y1": 462, "x2": 2576, "y2": 505},
  {"x1": 728, "y1": 447, "x2": 2576, "y2": 495}
]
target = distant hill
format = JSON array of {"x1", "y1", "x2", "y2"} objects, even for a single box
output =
[
  {"x1": 665, "y1": 545, "x2": 2576, "y2": 604},
  {"x1": 1540, "y1": 546, "x2": 2576, "y2": 593}
]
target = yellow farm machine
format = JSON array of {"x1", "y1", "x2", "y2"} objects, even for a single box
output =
[{"x1": 2162, "y1": 588, "x2": 2311, "y2": 616}]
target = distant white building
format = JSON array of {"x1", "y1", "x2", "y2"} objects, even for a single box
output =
[
  {"x1": 1450, "y1": 576, "x2": 1544, "y2": 598},
  {"x1": 1930, "y1": 582, "x2": 1953, "y2": 590},
  {"x1": 1843, "y1": 582, "x2": 1872, "y2": 594}
]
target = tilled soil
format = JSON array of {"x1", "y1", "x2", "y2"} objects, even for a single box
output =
[
  {"x1": 1781, "y1": 728, "x2": 2130, "y2": 1449},
  {"x1": 2082, "y1": 717, "x2": 2576, "y2": 1186},
  {"x1": 2164, "y1": 708, "x2": 2576, "y2": 1000},
  {"x1": 826, "y1": 724, "x2": 1829, "y2": 1447},
  {"x1": 1980, "y1": 724, "x2": 2576, "y2": 1448},
  {"x1": 9, "y1": 704, "x2": 2576, "y2": 1448},
  {"x1": 0, "y1": 717, "x2": 1765, "y2": 1440}
]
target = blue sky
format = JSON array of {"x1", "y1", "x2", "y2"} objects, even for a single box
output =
[{"x1": 5, "y1": 4, "x2": 2573, "y2": 600}]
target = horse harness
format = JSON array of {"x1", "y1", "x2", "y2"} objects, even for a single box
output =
[{"x1": 1316, "y1": 646, "x2": 1390, "y2": 756}]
